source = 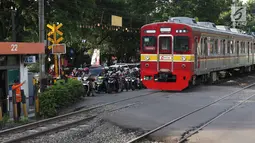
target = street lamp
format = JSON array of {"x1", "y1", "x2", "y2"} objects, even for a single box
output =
[{"x1": 10, "y1": 6, "x2": 17, "y2": 42}]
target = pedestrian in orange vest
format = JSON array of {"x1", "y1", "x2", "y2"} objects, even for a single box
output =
[{"x1": 12, "y1": 79, "x2": 26, "y2": 119}]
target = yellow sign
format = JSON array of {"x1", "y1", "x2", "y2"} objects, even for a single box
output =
[
  {"x1": 47, "y1": 24, "x2": 54, "y2": 31},
  {"x1": 56, "y1": 37, "x2": 64, "y2": 43},
  {"x1": 111, "y1": 15, "x2": 122, "y2": 27},
  {"x1": 47, "y1": 23, "x2": 64, "y2": 47},
  {"x1": 47, "y1": 37, "x2": 54, "y2": 43},
  {"x1": 56, "y1": 23, "x2": 63, "y2": 36}
]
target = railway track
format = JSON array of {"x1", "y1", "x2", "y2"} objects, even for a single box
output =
[
  {"x1": 127, "y1": 82, "x2": 255, "y2": 143},
  {"x1": 0, "y1": 90, "x2": 159, "y2": 143}
]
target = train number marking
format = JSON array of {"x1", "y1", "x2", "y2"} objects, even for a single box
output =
[{"x1": 160, "y1": 55, "x2": 172, "y2": 60}]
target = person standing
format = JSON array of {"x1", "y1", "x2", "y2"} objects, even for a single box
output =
[{"x1": 12, "y1": 79, "x2": 26, "y2": 120}]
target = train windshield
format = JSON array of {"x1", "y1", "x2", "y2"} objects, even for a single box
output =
[
  {"x1": 159, "y1": 36, "x2": 172, "y2": 53},
  {"x1": 174, "y1": 36, "x2": 189, "y2": 53},
  {"x1": 142, "y1": 36, "x2": 156, "y2": 51}
]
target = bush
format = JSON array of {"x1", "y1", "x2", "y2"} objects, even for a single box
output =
[{"x1": 39, "y1": 78, "x2": 85, "y2": 118}]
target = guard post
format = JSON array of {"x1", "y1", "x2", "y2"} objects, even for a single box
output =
[
  {"x1": 12, "y1": 90, "x2": 18, "y2": 121},
  {"x1": 33, "y1": 79, "x2": 40, "y2": 119},
  {"x1": 21, "y1": 90, "x2": 28, "y2": 118},
  {"x1": 0, "y1": 100, "x2": 2, "y2": 121},
  {"x1": 0, "y1": 88, "x2": 3, "y2": 121}
]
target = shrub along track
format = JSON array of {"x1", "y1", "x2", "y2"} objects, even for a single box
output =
[
  {"x1": 0, "y1": 91, "x2": 159, "y2": 143},
  {"x1": 126, "y1": 82, "x2": 255, "y2": 143}
]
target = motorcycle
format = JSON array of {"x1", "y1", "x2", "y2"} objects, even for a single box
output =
[
  {"x1": 130, "y1": 76, "x2": 136, "y2": 91},
  {"x1": 95, "y1": 76, "x2": 107, "y2": 93},
  {"x1": 107, "y1": 75, "x2": 119, "y2": 93},
  {"x1": 124, "y1": 76, "x2": 131, "y2": 91},
  {"x1": 136, "y1": 77, "x2": 142, "y2": 89},
  {"x1": 82, "y1": 75, "x2": 95, "y2": 96}
]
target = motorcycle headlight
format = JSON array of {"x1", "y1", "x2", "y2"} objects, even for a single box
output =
[{"x1": 83, "y1": 77, "x2": 88, "y2": 81}]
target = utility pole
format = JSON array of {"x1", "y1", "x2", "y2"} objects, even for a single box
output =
[
  {"x1": 11, "y1": 6, "x2": 17, "y2": 42},
  {"x1": 38, "y1": 0, "x2": 46, "y2": 92}
]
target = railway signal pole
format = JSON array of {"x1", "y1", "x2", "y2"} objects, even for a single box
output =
[{"x1": 47, "y1": 23, "x2": 64, "y2": 78}]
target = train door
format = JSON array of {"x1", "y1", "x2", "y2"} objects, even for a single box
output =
[
  {"x1": 252, "y1": 43, "x2": 255, "y2": 64},
  {"x1": 194, "y1": 37, "x2": 198, "y2": 72},
  {"x1": 248, "y1": 42, "x2": 250, "y2": 64},
  {"x1": 198, "y1": 37, "x2": 205, "y2": 72},
  {"x1": 157, "y1": 35, "x2": 173, "y2": 72},
  {"x1": 236, "y1": 41, "x2": 240, "y2": 65},
  {"x1": 203, "y1": 37, "x2": 208, "y2": 72}
]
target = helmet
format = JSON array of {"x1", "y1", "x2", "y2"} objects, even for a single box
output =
[{"x1": 83, "y1": 67, "x2": 89, "y2": 74}]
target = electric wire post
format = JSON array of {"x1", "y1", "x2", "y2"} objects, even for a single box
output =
[{"x1": 38, "y1": 0, "x2": 46, "y2": 92}]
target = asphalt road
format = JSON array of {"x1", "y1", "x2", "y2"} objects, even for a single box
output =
[{"x1": 67, "y1": 74, "x2": 255, "y2": 143}]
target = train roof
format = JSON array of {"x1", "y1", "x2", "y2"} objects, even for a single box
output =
[{"x1": 142, "y1": 17, "x2": 253, "y2": 39}]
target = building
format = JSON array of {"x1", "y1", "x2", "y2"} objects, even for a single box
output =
[{"x1": 0, "y1": 42, "x2": 44, "y2": 115}]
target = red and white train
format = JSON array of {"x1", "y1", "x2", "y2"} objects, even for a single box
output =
[{"x1": 140, "y1": 17, "x2": 255, "y2": 91}]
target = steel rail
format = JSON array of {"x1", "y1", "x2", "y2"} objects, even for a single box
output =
[
  {"x1": 0, "y1": 91, "x2": 159, "y2": 136},
  {"x1": 177, "y1": 93, "x2": 255, "y2": 143},
  {"x1": 4, "y1": 103, "x2": 137, "y2": 143},
  {"x1": 126, "y1": 82, "x2": 255, "y2": 143}
]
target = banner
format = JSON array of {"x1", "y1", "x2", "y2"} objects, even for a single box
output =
[{"x1": 91, "y1": 49, "x2": 100, "y2": 66}]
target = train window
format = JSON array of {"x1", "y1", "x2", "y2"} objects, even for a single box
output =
[
  {"x1": 230, "y1": 40, "x2": 234, "y2": 54},
  {"x1": 194, "y1": 38, "x2": 200, "y2": 55},
  {"x1": 209, "y1": 38, "x2": 214, "y2": 55},
  {"x1": 236, "y1": 41, "x2": 240, "y2": 55},
  {"x1": 174, "y1": 36, "x2": 189, "y2": 53},
  {"x1": 142, "y1": 36, "x2": 156, "y2": 51},
  {"x1": 220, "y1": 40, "x2": 224, "y2": 55},
  {"x1": 248, "y1": 42, "x2": 250, "y2": 54},
  {"x1": 227, "y1": 40, "x2": 231, "y2": 54},
  {"x1": 159, "y1": 37, "x2": 172, "y2": 52},
  {"x1": 253, "y1": 43, "x2": 255, "y2": 54},
  {"x1": 241, "y1": 41, "x2": 245, "y2": 53},
  {"x1": 214, "y1": 39, "x2": 218, "y2": 54},
  {"x1": 204, "y1": 38, "x2": 208, "y2": 56},
  {"x1": 200, "y1": 38, "x2": 204, "y2": 56}
]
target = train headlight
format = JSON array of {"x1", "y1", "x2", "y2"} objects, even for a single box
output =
[
  {"x1": 160, "y1": 28, "x2": 171, "y2": 33},
  {"x1": 182, "y1": 56, "x2": 186, "y2": 61}
]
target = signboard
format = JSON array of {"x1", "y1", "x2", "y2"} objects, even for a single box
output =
[
  {"x1": 0, "y1": 42, "x2": 44, "y2": 54},
  {"x1": 111, "y1": 15, "x2": 122, "y2": 27},
  {"x1": 91, "y1": 49, "x2": 100, "y2": 66},
  {"x1": 231, "y1": 6, "x2": 247, "y2": 22},
  {"x1": 24, "y1": 56, "x2": 36, "y2": 64}
]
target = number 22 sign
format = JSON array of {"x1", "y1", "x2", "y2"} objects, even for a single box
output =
[{"x1": 10, "y1": 44, "x2": 18, "y2": 52}]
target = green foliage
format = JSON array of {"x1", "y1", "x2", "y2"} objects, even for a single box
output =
[
  {"x1": 2, "y1": 0, "x2": 255, "y2": 66},
  {"x1": 27, "y1": 63, "x2": 39, "y2": 73},
  {"x1": 38, "y1": 90, "x2": 57, "y2": 118},
  {"x1": 38, "y1": 79, "x2": 84, "y2": 118}
]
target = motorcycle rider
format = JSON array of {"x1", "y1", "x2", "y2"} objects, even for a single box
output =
[{"x1": 111, "y1": 68, "x2": 119, "y2": 90}]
